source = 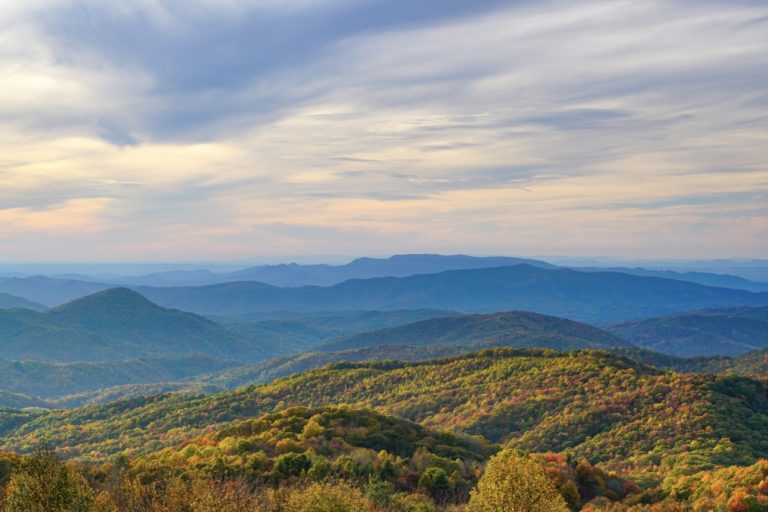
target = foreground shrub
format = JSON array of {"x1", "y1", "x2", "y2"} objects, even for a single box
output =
[
  {"x1": 284, "y1": 481, "x2": 372, "y2": 512},
  {"x1": 4, "y1": 450, "x2": 93, "y2": 512},
  {"x1": 466, "y1": 449, "x2": 568, "y2": 512}
]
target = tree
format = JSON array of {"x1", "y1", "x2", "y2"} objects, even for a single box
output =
[
  {"x1": 284, "y1": 481, "x2": 371, "y2": 512},
  {"x1": 418, "y1": 467, "x2": 452, "y2": 502},
  {"x1": 4, "y1": 449, "x2": 93, "y2": 512},
  {"x1": 275, "y1": 452, "x2": 312, "y2": 477},
  {"x1": 466, "y1": 449, "x2": 568, "y2": 512}
]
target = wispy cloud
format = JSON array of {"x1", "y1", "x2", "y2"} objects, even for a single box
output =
[{"x1": 0, "y1": 0, "x2": 765, "y2": 259}]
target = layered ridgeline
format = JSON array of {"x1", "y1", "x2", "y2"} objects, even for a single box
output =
[
  {"x1": 609, "y1": 306, "x2": 768, "y2": 356},
  {"x1": 4, "y1": 348, "x2": 768, "y2": 480},
  {"x1": 3, "y1": 264, "x2": 768, "y2": 323},
  {"x1": 137, "y1": 265, "x2": 768, "y2": 322},
  {"x1": 119, "y1": 253, "x2": 558, "y2": 287},
  {"x1": 7, "y1": 253, "x2": 767, "y2": 292},
  {"x1": 318, "y1": 311, "x2": 629, "y2": 352},
  {"x1": 0, "y1": 311, "x2": 629, "y2": 407},
  {"x1": 0, "y1": 288, "x2": 267, "y2": 362},
  {"x1": 14, "y1": 328, "x2": 768, "y2": 409}
]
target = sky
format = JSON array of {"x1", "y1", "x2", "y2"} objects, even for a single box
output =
[{"x1": 0, "y1": 0, "x2": 766, "y2": 261}]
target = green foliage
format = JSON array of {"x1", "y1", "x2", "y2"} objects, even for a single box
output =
[
  {"x1": 275, "y1": 453, "x2": 312, "y2": 477},
  {"x1": 283, "y1": 481, "x2": 371, "y2": 512},
  {"x1": 136, "y1": 406, "x2": 490, "y2": 501}
]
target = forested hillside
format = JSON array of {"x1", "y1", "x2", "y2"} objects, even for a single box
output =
[{"x1": 3, "y1": 348, "x2": 768, "y2": 481}]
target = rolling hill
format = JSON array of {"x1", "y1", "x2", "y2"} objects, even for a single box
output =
[
  {"x1": 0, "y1": 355, "x2": 238, "y2": 399},
  {"x1": 0, "y1": 292, "x2": 46, "y2": 311},
  {"x1": 608, "y1": 306, "x2": 768, "y2": 356},
  {"x1": 318, "y1": 311, "x2": 630, "y2": 352},
  {"x1": 0, "y1": 288, "x2": 266, "y2": 362},
  {"x1": 4, "y1": 348, "x2": 768, "y2": 479},
  {"x1": 137, "y1": 265, "x2": 768, "y2": 322},
  {"x1": 223, "y1": 308, "x2": 459, "y2": 353}
]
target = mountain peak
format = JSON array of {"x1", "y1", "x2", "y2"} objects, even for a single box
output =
[{"x1": 50, "y1": 287, "x2": 159, "y2": 316}]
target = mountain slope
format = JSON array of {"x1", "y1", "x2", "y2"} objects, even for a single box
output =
[
  {"x1": 0, "y1": 293, "x2": 46, "y2": 311},
  {"x1": 224, "y1": 308, "x2": 459, "y2": 353},
  {"x1": 138, "y1": 265, "x2": 768, "y2": 322},
  {"x1": 573, "y1": 267, "x2": 768, "y2": 293},
  {"x1": 0, "y1": 355, "x2": 238, "y2": 399},
  {"x1": 0, "y1": 288, "x2": 266, "y2": 362},
  {"x1": 4, "y1": 348, "x2": 768, "y2": 478},
  {"x1": 318, "y1": 311, "x2": 629, "y2": 352},
  {"x1": 609, "y1": 306, "x2": 768, "y2": 356}
]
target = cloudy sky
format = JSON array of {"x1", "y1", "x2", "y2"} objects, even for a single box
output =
[{"x1": 1, "y1": 0, "x2": 766, "y2": 261}]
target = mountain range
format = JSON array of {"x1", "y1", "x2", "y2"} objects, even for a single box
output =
[
  {"x1": 3, "y1": 255, "x2": 767, "y2": 310},
  {"x1": 136, "y1": 265, "x2": 768, "y2": 322},
  {"x1": 68, "y1": 254, "x2": 559, "y2": 288}
]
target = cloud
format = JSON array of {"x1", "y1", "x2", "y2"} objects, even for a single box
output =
[{"x1": 0, "y1": 0, "x2": 765, "y2": 260}]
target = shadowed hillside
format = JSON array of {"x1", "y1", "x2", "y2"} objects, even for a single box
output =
[
  {"x1": 318, "y1": 310, "x2": 630, "y2": 352},
  {"x1": 609, "y1": 306, "x2": 768, "y2": 356}
]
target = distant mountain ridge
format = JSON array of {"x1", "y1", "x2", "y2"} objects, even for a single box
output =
[
  {"x1": 84, "y1": 254, "x2": 559, "y2": 288},
  {"x1": 0, "y1": 288, "x2": 265, "y2": 362},
  {"x1": 608, "y1": 306, "x2": 768, "y2": 356},
  {"x1": 0, "y1": 293, "x2": 46, "y2": 311},
  {"x1": 572, "y1": 266, "x2": 768, "y2": 293},
  {"x1": 3, "y1": 255, "x2": 767, "y2": 308},
  {"x1": 137, "y1": 265, "x2": 768, "y2": 323},
  {"x1": 319, "y1": 311, "x2": 629, "y2": 352},
  {"x1": 0, "y1": 276, "x2": 111, "y2": 306}
]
